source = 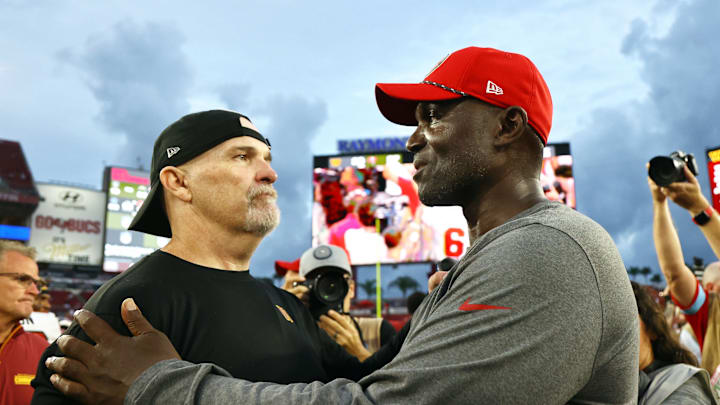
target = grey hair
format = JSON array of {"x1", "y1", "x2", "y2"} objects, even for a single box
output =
[{"x1": 0, "y1": 240, "x2": 37, "y2": 261}]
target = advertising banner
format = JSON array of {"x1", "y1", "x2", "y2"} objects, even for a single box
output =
[
  {"x1": 28, "y1": 184, "x2": 105, "y2": 266},
  {"x1": 706, "y1": 146, "x2": 720, "y2": 212}
]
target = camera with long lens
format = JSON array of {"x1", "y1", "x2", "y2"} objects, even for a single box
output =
[
  {"x1": 299, "y1": 245, "x2": 351, "y2": 319},
  {"x1": 648, "y1": 150, "x2": 699, "y2": 187}
]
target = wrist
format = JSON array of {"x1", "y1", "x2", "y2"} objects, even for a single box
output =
[
  {"x1": 652, "y1": 201, "x2": 669, "y2": 216},
  {"x1": 689, "y1": 203, "x2": 710, "y2": 217},
  {"x1": 652, "y1": 197, "x2": 668, "y2": 207},
  {"x1": 692, "y1": 206, "x2": 714, "y2": 226}
]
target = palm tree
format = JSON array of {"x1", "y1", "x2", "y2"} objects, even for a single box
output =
[
  {"x1": 650, "y1": 273, "x2": 663, "y2": 288},
  {"x1": 640, "y1": 267, "x2": 651, "y2": 283},
  {"x1": 627, "y1": 266, "x2": 639, "y2": 281},
  {"x1": 358, "y1": 279, "x2": 376, "y2": 299},
  {"x1": 389, "y1": 276, "x2": 420, "y2": 298}
]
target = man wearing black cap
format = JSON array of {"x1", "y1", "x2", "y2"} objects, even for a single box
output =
[
  {"x1": 46, "y1": 48, "x2": 638, "y2": 404},
  {"x1": 31, "y1": 110, "x2": 370, "y2": 404}
]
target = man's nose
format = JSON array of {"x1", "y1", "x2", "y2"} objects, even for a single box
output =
[
  {"x1": 28, "y1": 281, "x2": 40, "y2": 296},
  {"x1": 406, "y1": 126, "x2": 426, "y2": 153},
  {"x1": 257, "y1": 160, "x2": 278, "y2": 184}
]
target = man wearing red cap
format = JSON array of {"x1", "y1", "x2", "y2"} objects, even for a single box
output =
[{"x1": 45, "y1": 48, "x2": 638, "y2": 404}]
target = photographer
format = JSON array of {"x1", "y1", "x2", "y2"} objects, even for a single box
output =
[
  {"x1": 282, "y1": 245, "x2": 396, "y2": 361},
  {"x1": 648, "y1": 160, "x2": 720, "y2": 375}
]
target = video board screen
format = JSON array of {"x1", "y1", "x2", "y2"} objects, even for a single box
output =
[
  {"x1": 707, "y1": 146, "x2": 720, "y2": 212},
  {"x1": 541, "y1": 143, "x2": 576, "y2": 209},
  {"x1": 312, "y1": 152, "x2": 469, "y2": 265},
  {"x1": 102, "y1": 167, "x2": 168, "y2": 272},
  {"x1": 312, "y1": 142, "x2": 575, "y2": 265}
]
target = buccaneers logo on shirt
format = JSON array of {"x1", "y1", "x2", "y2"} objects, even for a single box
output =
[{"x1": 275, "y1": 305, "x2": 294, "y2": 323}]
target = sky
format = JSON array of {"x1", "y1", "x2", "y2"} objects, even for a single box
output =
[{"x1": 3, "y1": 0, "x2": 719, "y2": 292}]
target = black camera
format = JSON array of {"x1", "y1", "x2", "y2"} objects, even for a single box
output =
[
  {"x1": 300, "y1": 268, "x2": 349, "y2": 319},
  {"x1": 299, "y1": 245, "x2": 352, "y2": 319},
  {"x1": 648, "y1": 150, "x2": 699, "y2": 187}
]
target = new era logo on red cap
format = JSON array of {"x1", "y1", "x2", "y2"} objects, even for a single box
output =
[{"x1": 486, "y1": 81, "x2": 503, "y2": 95}]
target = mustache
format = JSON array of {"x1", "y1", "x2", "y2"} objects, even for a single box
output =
[{"x1": 247, "y1": 185, "x2": 277, "y2": 201}]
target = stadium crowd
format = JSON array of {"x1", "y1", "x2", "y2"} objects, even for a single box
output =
[{"x1": 1, "y1": 46, "x2": 719, "y2": 404}]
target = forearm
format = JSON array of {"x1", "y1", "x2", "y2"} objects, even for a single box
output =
[
  {"x1": 653, "y1": 202, "x2": 686, "y2": 272},
  {"x1": 653, "y1": 202, "x2": 697, "y2": 304},
  {"x1": 126, "y1": 359, "x2": 375, "y2": 405}
]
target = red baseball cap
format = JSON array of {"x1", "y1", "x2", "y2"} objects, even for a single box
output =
[
  {"x1": 274, "y1": 258, "x2": 300, "y2": 277},
  {"x1": 375, "y1": 47, "x2": 553, "y2": 144}
]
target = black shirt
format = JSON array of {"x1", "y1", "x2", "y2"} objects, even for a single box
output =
[
  {"x1": 378, "y1": 319, "x2": 398, "y2": 346},
  {"x1": 32, "y1": 250, "x2": 366, "y2": 404}
]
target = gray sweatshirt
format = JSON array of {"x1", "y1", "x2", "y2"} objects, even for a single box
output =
[{"x1": 127, "y1": 201, "x2": 639, "y2": 404}]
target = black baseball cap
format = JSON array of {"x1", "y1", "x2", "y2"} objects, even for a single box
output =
[{"x1": 128, "y1": 109, "x2": 272, "y2": 237}]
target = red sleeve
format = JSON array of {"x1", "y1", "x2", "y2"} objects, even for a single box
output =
[
  {"x1": 397, "y1": 177, "x2": 420, "y2": 217},
  {"x1": 671, "y1": 279, "x2": 709, "y2": 350},
  {"x1": 328, "y1": 226, "x2": 346, "y2": 251}
]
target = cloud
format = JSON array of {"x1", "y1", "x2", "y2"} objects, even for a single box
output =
[
  {"x1": 216, "y1": 83, "x2": 252, "y2": 112},
  {"x1": 58, "y1": 20, "x2": 193, "y2": 169},
  {"x1": 573, "y1": 0, "x2": 720, "y2": 275},
  {"x1": 58, "y1": 18, "x2": 326, "y2": 278}
]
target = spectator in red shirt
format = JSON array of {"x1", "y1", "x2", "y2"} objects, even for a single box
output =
[
  {"x1": 0, "y1": 241, "x2": 49, "y2": 405},
  {"x1": 648, "y1": 164, "x2": 720, "y2": 375}
]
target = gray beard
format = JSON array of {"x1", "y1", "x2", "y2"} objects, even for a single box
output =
[{"x1": 241, "y1": 186, "x2": 281, "y2": 236}]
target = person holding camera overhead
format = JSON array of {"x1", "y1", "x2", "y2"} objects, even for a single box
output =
[
  {"x1": 282, "y1": 245, "x2": 396, "y2": 361},
  {"x1": 32, "y1": 110, "x2": 384, "y2": 404},
  {"x1": 647, "y1": 151, "x2": 720, "y2": 377}
]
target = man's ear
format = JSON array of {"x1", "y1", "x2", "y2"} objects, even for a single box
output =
[
  {"x1": 494, "y1": 106, "x2": 528, "y2": 147},
  {"x1": 159, "y1": 166, "x2": 192, "y2": 203}
]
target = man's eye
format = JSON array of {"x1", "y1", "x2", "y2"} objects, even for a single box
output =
[{"x1": 236, "y1": 154, "x2": 247, "y2": 160}]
